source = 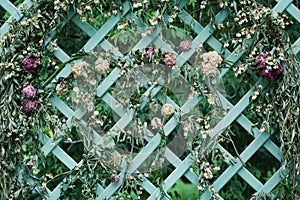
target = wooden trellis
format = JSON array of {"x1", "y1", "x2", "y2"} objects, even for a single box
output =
[{"x1": 1, "y1": 0, "x2": 299, "y2": 199}]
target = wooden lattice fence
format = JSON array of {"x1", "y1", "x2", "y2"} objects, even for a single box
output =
[{"x1": 1, "y1": 0, "x2": 300, "y2": 199}]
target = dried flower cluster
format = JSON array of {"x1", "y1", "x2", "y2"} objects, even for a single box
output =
[
  {"x1": 179, "y1": 40, "x2": 192, "y2": 52},
  {"x1": 22, "y1": 56, "x2": 39, "y2": 73},
  {"x1": 161, "y1": 103, "x2": 175, "y2": 116},
  {"x1": 255, "y1": 52, "x2": 284, "y2": 80},
  {"x1": 163, "y1": 51, "x2": 177, "y2": 67},
  {"x1": 200, "y1": 51, "x2": 223, "y2": 77},
  {"x1": 146, "y1": 47, "x2": 154, "y2": 60},
  {"x1": 151, "y1": 117, "x2": 163, "y2": 129}
]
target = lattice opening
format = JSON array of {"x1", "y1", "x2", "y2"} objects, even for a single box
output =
[
  {"x1": 60, "y1": 129, "x2": 84, "y2": 163},
  {"x1": 94, "y1": 97, "x2": 117, "y2": 132},
  {"x1": 160, "y1": 24, "x2": 195, "y2": 52},
  {"x1": 219, "y1": 174, "x2": 256, "y2": 200},
  {"x1": 222, "y1": 69, "x2": 253, "y2": 105},
  {"x1": 90, "y1": 14, "x2": 110, "y2": 30},
  {"x1": 0, "y1": 6, "x2": 10, "y2": 27},
  {"x1": 59, "y1": 180, "x2": 86, "y2": 199},
  {"x1": 166, "y1": 128, "x2": 191, "y2": 161},
  {"x1": 246, "y1": 146, "x2": 280, "y2": 184},
  {"x1": 212, "y1": 149, "x2": 232, "y2": 179},
  {"x1": 269, "y1": 131, "x2": 282, "y2": 147},
  {"x1": 136, "y1": 186, "x2": 150, "y2": 200},
  {"x1": 115, "y1": 178, "x2": 151, "y2": 200},
  {"x1": 242, "y1": 106, "x2": 261, "y2": 126},
  {"x1": 171, "y1": 13, "x2": 198, "y2": 39},
  {"x1": 294, "y1": 0, "x2": 300, "y2": 9},
  {"x1": 142, "y1": 160, "x2": 175, "y2": 187},
  {"x1": 285, "y1": 13, "x2": 300, "y2": 44},
  {"x1": 11, "y1": 0, "x2": 25, "y2": 6},
  {"x1": 107, "y1": 27, "x2": 142, "y2": 55},
  {"x1": 221, "y1": 122, "x2": 254, "y2": 157},
  {"x1": 167, "y1": 178, "x2": 198, "y2": 200},
  {"x1": 36, "y1": 155, "x2": 70, "y2": 191},
  {"x1": 259, "y1": 0, "x2": 277, "y2": 8},
  {"x1": 56, "y1": 21, "x2": 89, "y2": 55},
  {"x1": 269, "y1": 180, "x2": 295, "y2": 199}
]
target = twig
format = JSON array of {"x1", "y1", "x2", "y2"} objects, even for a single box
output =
[
  {"x1": 42, "y1": 55, "x2": 86, "y2": 88},
  {"x1": 227, "y1": 132, "x2": 246, "y2": 166}
]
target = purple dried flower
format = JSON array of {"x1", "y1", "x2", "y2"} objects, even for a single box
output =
[
  {"x1": 146, "y1": 47, "x2": 154, "y2": 60},
  {"x1": 163, "y1": 51, "x2": 176, "y2": 67},
  {"x1": 255, "y1": 53, "x2": 267, "y2": 68},
  {"x1": 21, "y1": 100, "x2": 38, "y2": 113},
  {"x1": 111, "y1": 174, "x2": 120, "y2": 183},
  {"x1": 22, "y1": 56, "x2": 39, "y2": 73},
  {"x1": 179, "y1": 40, "x2": 192, "y2": 52},
  {"x1": 277, "y1": 65, "x2": 284, "y2": 73},
  {"x1": 22, "y1": 85, "x2": 35, "y2": 98},
  {"x1": 261, "y1": 70, "x2": 276, "y2": 80},
  {"x1": 261, "y1": 69, "x2": 268, "y2": 76},
  {"x1": 261, "y1": 65, "x2": 284, "y2": 80}
]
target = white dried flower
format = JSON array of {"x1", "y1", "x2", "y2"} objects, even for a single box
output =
[
  {"x1": 72, "y1": 61, "x2": 86, "y2": 78},
  {"x1": 149, "y1": 17, "x2": 158, "y2": 26},
  {"x1": 95, "y1": 57, "x2": 110, "y2": 73},
  {"x1": 200, "y1": 51, "x2": 223, "y2": 77},
  {"x1": 151, "y1": 117, "x2": 163, "y2": 129}
]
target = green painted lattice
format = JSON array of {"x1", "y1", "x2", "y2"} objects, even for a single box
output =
[{"x1": 1, "y1": 0, "x2": 299, "y2": 199}]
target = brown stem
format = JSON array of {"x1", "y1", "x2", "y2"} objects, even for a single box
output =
[{"x1": 227, "y1": 132, "x2": 246, "y2": 166}]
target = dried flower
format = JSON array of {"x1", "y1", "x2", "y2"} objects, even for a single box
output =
[
  {"x1": 255, "y1": 53, "x2": 267, "y2": 68},
  {"x1": 149, "y1": 17, "x2": 158, "y2": 26},
  {"x1": 95, "y1": 57, "x2": 110, "y2": 73},
  {"x1": 151, "y1": 117, "x2": 163, "y2": 129},
  {"x1": 179, "y1": 40, "x2": 192, "y2": 52},
  {"x1": 200, "y1": 51, "x2": 223, "y2": 77},
  {"x1": 161, "y1": 103, "x2": 175, "y2": 116},
  {"x1": 133, "y1": 2, "x2": 142, "y2": 8},
  {"x1": 117, "y1": 22, "x2": 127, "y2": 30},
  {"x1": 22, "y1": 85, "x2": 35, "y2": 98},
  {"x1": 201, "y1": 63, "x2": 219, "y2": 77},
  {"x1": 163, "y1": 51, "x2": 176, "y2": 67},
  {"x1": 261, "y1": 65, "x2": 284, "y2": 80},
  {"x1": 72, "y1": 61, "x2": 86, "y2": 78},
  {"x1": 21, "y1": 100, "x2": 38, "y2": 113},
  {"x1": 255, "y1": 52, "x2": 284, "y2": 80},
  {"x1": 22, "y1": 56, "x2": 39, "y2": 73},
  {"x1": 55, "y1": 81, "x2": 68, "y2": 96},
  {"x1": 111, "y1": 174, "x2": 120, "y2": 183},
  {"x1": 200, "y1": 51, "x2": 223, "y2": 67},
  {"x1": 146, "y1": 47, "x2": 154, "y2": 60}
]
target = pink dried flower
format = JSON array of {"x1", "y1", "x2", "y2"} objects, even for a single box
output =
[
  {"x1": 22, "y1": 56, "x2": 39, "y2": 73},
  {"x1": 111, "y1": 174, "x2": 120, "y2": 183},
  {"x1": 179, "y1": 40, "x2": 192, "y2": 52},
  {"x1": 161, "y1": 103, "x2": 175, "y2": 116},
  {"x1": 22, "y1": 85, "x2": 35, "y2": 98},
  {"x1": 163, "y1": 51, "x2": 176, "y2": 67},
  {"x1": 254, "y1": 53, "x2": 267, "y2": 68},
  {"x1": 146, "y1": 47, "x2": 154, "y2": 60},
  {"x1": 21, "y1": 100, "x2": 38, "y2": 113}
]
